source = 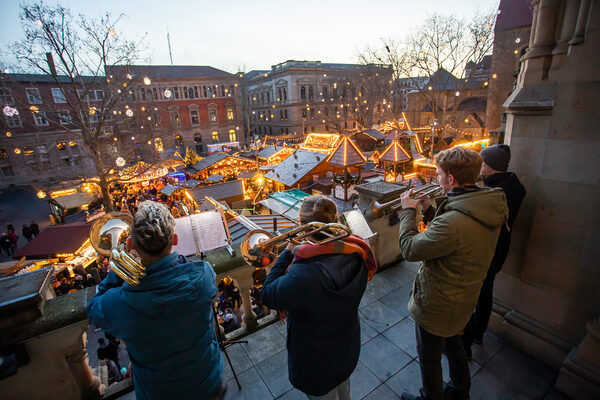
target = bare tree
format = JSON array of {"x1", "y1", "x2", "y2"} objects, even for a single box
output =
[
  {"x1": 1, "y1": 2, "x2": 149, "y2": 211},
  {"x1": 359, "y1": 11, "x2": 495, "y2": 135},
  {"x1": 317, "y1": 64, "x2": 394, "y2": 133}
]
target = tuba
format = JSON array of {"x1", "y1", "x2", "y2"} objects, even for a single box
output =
[
  {"x1": 240, "y1": 221, "x2": 352, "y2": 268},
  {"x1": 90, "y1": 212, "x2": 145, "y2": 286}
]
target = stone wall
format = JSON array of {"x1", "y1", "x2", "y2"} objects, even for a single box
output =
[{"x1": 490, "y1": 1, "x2": 600, "y2": 398}]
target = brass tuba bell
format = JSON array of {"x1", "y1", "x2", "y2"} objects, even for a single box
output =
[{"x1": 90, "y1": 212, "x2": 145, "y2": 286}]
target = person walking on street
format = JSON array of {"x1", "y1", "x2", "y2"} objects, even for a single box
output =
[
  {"x1": 7, "y1": 231, "x2": 18, "y2": 253},
  {"x1": 30, "y1": 221, "x2": 40, "y2": 237},
  {"x1": 462, "y1": 145, "x2": 526, "y2": 357},
  {"x1": 398, "y1": 147, "x2": 508, "y2": 400},
  {"x1": 1, "y1": 233, "x2": 12, "y2": 256},
  {"x1": 22, "y1": 224, "x2": 33, "y2": 242}
]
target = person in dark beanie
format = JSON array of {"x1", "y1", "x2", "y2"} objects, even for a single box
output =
[{"x1": 462, "y1": 144, "x2": 526, "y2": 358}]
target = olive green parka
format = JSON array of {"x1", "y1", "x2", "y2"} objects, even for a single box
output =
[{"x1": 399, "y1": 188, "x2": 508, "y2": 337}]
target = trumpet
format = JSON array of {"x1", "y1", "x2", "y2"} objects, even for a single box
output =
[
  {"x1": 240, "y1": 222, "x2": 352, "y2": 268},
  {"x1": 370, "y1": 183, "x2": 444, "y2": 218},
  {"x1": 90, "y1": 212, "x2": 145, "y2": 286}
]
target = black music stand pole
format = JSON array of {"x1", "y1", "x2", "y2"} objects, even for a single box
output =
[{"x1": 213, "y1": 302, "x2": 247, "y2": 390}]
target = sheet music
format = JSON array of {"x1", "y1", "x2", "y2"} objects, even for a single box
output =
[
  {"x1": 343, "y1": 210, "x2": 375, "y2": 239},
  {"x1": 172, "y1": 210, "x2": 230, "y2": 256}
]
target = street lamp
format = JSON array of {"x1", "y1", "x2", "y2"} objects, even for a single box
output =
[{"x1": 430, "y1": 119, "x2": 439, "y2": 159}]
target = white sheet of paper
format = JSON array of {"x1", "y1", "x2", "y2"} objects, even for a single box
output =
[
  {"x1": 343, "y1": 209, "x2": 375, "y2": 239},
  {"x1": 172, "y1": 210, "x2": 230, "y2": 256}
]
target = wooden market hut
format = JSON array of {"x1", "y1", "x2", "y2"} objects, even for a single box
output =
[
  {"x1": 326, "y1": 136, "x2": 367, "y2": 201},
  {"x1": 191, "y1": 152, "x2": 256, "y2": 180},
  {"x1": 264, "y1": 149, "x2": 329, "y2": 191},
  {"x1": 379, "y1": 140, "x2": 412, "y2": 183}
]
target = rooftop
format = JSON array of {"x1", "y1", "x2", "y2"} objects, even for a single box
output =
[
  {"x1": 265, "y1": 150, "x2": 327, "y2": 187},
  {"x1": 106, "y1": 65, "x2": 235, "y2": 80},
  {"x1": 116, "y1": 260, "x2": 564, "y2": 400}
]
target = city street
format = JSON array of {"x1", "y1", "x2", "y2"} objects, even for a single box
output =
[{"x1": 0, "y1": 188, "x2": 52, "y2": 262}]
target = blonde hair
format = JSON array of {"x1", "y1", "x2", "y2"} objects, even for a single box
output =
[
  {"x1": 435, "y1": 146, "x2": 482, "y2": 185},
  {"x1": 132, "y1": 201, "x2": 175, "y2": 255},
  {"x1": 298, "y1": 195, "x2": 337, "y2": 224}
]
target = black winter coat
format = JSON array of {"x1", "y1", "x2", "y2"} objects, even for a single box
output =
[
  {"x1": 483, "y1": 172, "x2": 526, "y2": 274},
  {"x1": 261, "y1": 249, "x2": 368, "y2": 396}
]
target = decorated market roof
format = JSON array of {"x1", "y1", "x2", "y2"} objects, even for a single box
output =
[
  {"x1": 206, "y1": 174, "x2": 225, "y2": 183},
  {"x1": 188, "y1": 180, "x2": 244, "y2": 203},
  {"x1": 257, "y1": 145, "x2": 280, "y2": 159},
  {"x1": 370, "y1": 150, "x2": 381, "y2": 161},
  {"x1": 384, "y1": 130, "x2": 410, "y2": 141},
  {"x1": 299, "y1": 133, "x2": 342, "y2": 153},
  {"x1": 359, "y1": 129, "x2": 386, "y2": 140},
  {"x1": 265, "y1": 150, "x2": 327, "y2": 187},
  {"x1": 379, "y1": 140, "x2": 411, "y2": 163},
  {"x1": 14, "y1": 222, "x2": 90, "y2": 259},
  {"x1": 192, "y1": 152, "x2": 230, "y2": 172},
  {"x1": 327, "y1": 136, "x2": 366, "y2": 167}
]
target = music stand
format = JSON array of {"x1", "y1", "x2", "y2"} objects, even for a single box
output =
[{"x1": 213, "y1": 301, "x2": 247, "y2": 391}]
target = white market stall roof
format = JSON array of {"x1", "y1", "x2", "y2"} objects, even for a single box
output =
[
  {"x1": 187, "y1": 180, "x2": 244, "y2": 203},
  {"x1": 265, "y1": 150, "x2": 327, "y2": 187},
  {"x1": 50, "y1": 192, "x2": 95, "y2": 210},
  {"x1": 160, "y1": 184, "x2": 180, "y2": 196}
]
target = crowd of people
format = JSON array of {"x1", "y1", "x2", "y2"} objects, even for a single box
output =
[
  {"x1": 108, "y1": 179, "x2": 196, "y2": 218},
  {"x1": 81, "y1": 144, "x2": 523, "y2": 400}
]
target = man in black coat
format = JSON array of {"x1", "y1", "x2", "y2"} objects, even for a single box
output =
[
  {"x1": 97, "y1": 337, "x2": 121, "y2": 371},
  {"x1": 463, "y1": 144, "x2": 526, "y2": 356}
]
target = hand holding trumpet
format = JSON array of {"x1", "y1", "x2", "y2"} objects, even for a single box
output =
[{"x1": 401, "y1": 189, "x2": 432, "y2": 210}]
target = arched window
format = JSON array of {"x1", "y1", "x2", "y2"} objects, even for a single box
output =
[
  {"x1": 300, "y1": 86, "x2": 306, "y2": 100},
  {"x1": 308, "y1": 86, "x2": 314, "y2": 100},
  {"x1": 174, "y1": 135, "x2": 184, "y2": 148},
  {"x1": 322, "y1": 86, "x2": 328, "y2": 97},
  {"x1": 146, "y1": 89, "x2": 153, "y2": 101},
  {"x1": 212, "y1": 131, "x2": 219, "y2": 143},
  {"x1": 188, "y1": 87, "x2": 195, "y2": 99},
  {"x1": 229, "y1": 129, "x2": 236, "y2": 142}
]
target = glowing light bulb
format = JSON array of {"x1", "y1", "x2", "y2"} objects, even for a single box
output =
[
  {"x1": 115, "y1": 157, "x2": 125, "y2": 167},
  {"x1": 164, "y1": 89, "x2": 172, "y2": 98},
  {"x1": 143, "y1": 77, "x2": 151, "y2": 85},
  {"x1": 126, "y1": 109, "x2": 134, "y2": 117}
]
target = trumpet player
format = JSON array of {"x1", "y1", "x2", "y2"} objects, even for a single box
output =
[
  {"x1": 261, "y1": 195, "x2": 377, "y2": 400},
  {"x1": 86, "y1": 201, "x2": 226, "y2": 400},
  {"x1": 397, "y1": 147, "x2": 508, "y2": 400}
]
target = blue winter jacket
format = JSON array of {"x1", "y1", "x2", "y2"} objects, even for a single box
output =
[
  {"x1": 86, "y1": 252, "x2": 223, "y2": 400},
  {"x1": 261, "y1": 249, "x2": 367, "y2": 396}
]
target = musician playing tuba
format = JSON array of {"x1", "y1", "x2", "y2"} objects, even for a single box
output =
[
  {"x1": 261, "y1": 195, "x2": 377, "y2": 400},
  {"x1": 86, "y1": 201, "x2": 226, "y2": 400}
]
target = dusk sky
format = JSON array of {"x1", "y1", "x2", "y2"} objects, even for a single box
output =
[{"x1": 1, "y1": 0, "x2": 499, "y2": 73}]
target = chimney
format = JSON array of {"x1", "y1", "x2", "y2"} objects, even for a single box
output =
[{"x1": 46, "y1": 53, "x2": 57, "y2": 77}]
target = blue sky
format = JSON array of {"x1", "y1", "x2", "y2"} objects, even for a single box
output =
[{"x1": 0, "y1": 0, "x2": 499, "y2": 73}]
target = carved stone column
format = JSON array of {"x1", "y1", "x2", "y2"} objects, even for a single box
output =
[
  {"x1": 526, "y1": 0, "x2": 562, "y2": 59},
  {"x1": 556, "y1": 317, "x2": 600, "y2": 399},
  {"x1": 553, "y1": 0, "x2": 581, "y2": 55},
  {"x1": 239, "y1": 286, "x2": 257, "y2": 330},
  {"x1": 569, "y1": 0, "x2": 592, "y2": 45}
]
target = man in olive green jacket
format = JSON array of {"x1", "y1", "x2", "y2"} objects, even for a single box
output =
[{"x1": 399, "y1": 147, "x2": 508, "y2": 400}]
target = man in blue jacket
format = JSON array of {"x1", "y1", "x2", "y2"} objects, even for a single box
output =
[{"x1": 87, "y1": 201, "x2": 224, "y2": 400}]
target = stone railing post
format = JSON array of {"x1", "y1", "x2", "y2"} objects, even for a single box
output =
[
  {"x1": 64, "y1": 323, "x2": 102, "y2": 400},
  {"x1": 239, "y1": 284, "x2": 258, "y2": 330}
]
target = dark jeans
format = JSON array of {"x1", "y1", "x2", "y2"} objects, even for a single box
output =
[
  {"x1": 463, "y1": 268, "x2": 498, "y2": 346},
  {"x1": 416, "y1": 324, "x2": 470, "y2": 400}
]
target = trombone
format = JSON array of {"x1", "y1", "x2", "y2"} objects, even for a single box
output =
[
  {"x1": 240, "y1": 222, "x2": 352, "y2": 268},
  {"x1": 370, "y1": 183, "x2": 444, "y2": 218}
]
